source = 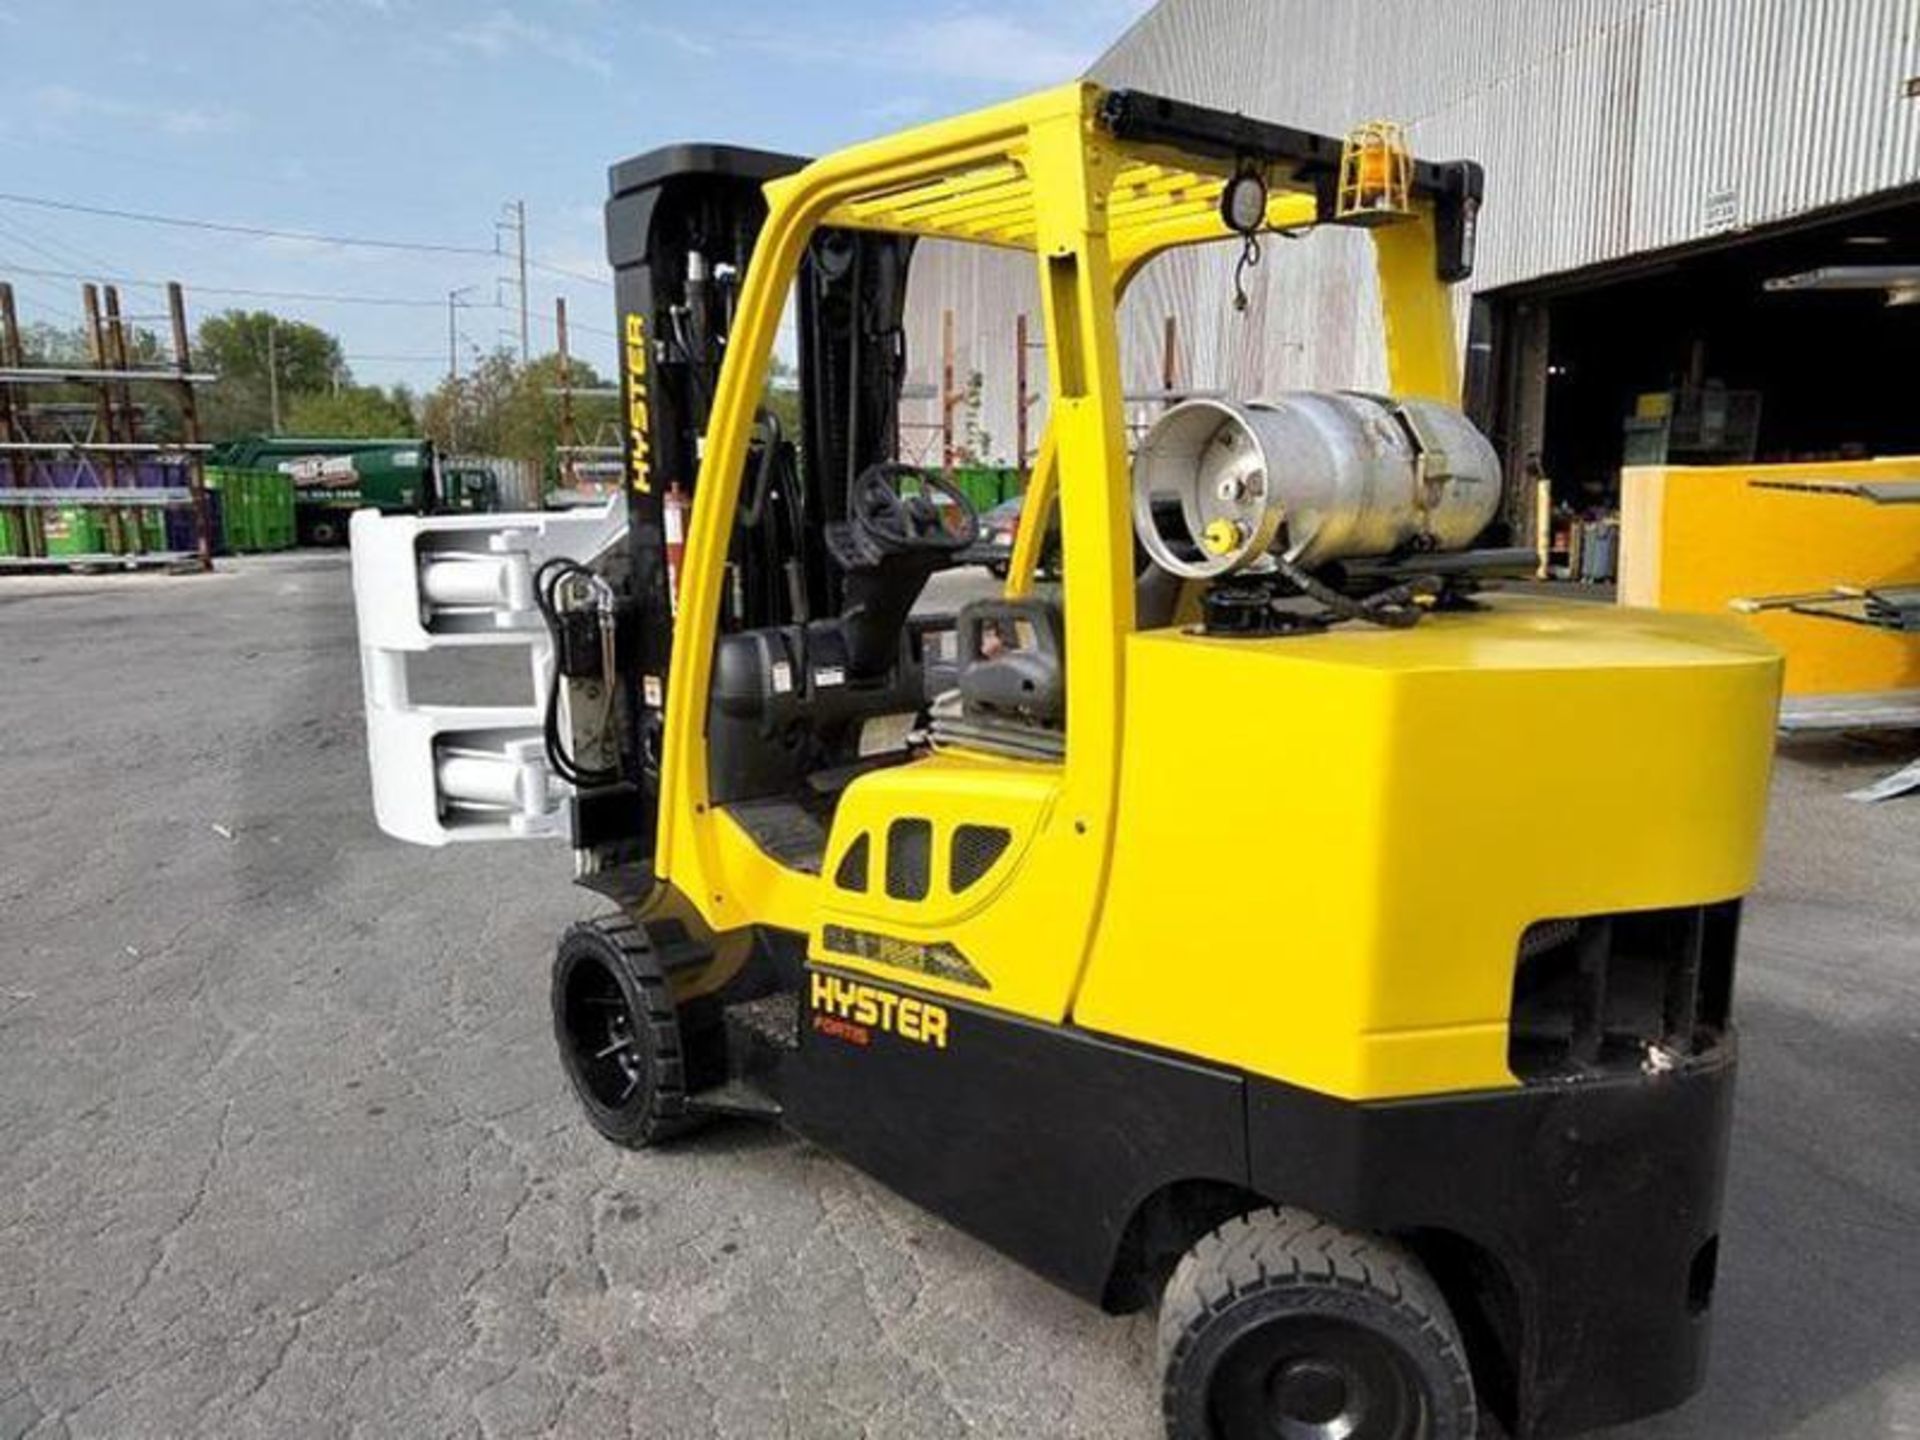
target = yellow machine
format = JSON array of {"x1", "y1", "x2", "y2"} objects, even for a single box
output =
[
  {"x1": 1621, "y1": 457, "x2": 1920, "y2": 712},
  {"x1": 353, "y1": 83, "x2": 1781, "y2": 1440}
]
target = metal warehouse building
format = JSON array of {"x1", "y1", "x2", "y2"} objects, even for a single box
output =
[{"x1": 899, "y1": 0, "x2": 1920, "y2": 539}]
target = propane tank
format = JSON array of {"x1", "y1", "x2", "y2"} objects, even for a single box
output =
[{"x1": 1132, "y1": 392, "x2": 1501, "y2": 578}]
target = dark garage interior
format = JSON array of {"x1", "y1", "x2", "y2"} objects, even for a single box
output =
[{"x1": 1492, "y1": 190, "x2": 1920, "y2": 515}]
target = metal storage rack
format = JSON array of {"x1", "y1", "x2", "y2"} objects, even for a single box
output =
[{"x1": 0, "y1": 279, "x2": 216, "y2": 572}]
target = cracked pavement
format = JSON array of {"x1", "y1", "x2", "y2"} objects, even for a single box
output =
[{"x1": 2, "y1": 553, "x2": 1918, "y2": 1439}]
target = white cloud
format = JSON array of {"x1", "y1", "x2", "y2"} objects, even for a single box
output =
[
  {"x1": 451, "y1": 9, "x2": 613, "y2": 78},
  {"x1": 635, "y1": 18, "x2": 714, "y2": 58},
  {"x1": 863, "y1": 95, "x2": 935, "y2": 125},
  {"x1": 731, "y1": 4, "x2": 1151, "y2": 90},
  {"x1": 30, "y1": 84, "x2": 242, "y2": 139}
]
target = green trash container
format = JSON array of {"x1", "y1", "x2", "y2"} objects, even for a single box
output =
[
  {"x1": 206, "y1": 468, "x2": 252, "y2": 552},
  {"x1": 206, "y1": 467, "x2": 294, "y2": 552},
  {"x1": 42, "y1": 505, "x2": 103, "y2": 557},
  {"x1": 254, "y1": 471, "x2": 295, "y2": 551},
  {"x1": 0, "y1": 507, "x2": 22, "y2": 558},
  {"x1": 97, "y1": 505, "x2": 153, "y2": 555},
  {"x1": 955, "y1": 465, "x2": 1019, "y2": 512},
  {"x1": 233, "y1": 472, "x2": 260, "y2": 552}
]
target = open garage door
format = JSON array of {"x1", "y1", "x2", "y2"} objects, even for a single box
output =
[{"x1": 1483, "y1": 187, "x2": 1920, "y2": 572}]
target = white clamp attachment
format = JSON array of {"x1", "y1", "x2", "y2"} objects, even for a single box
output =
[{"x1": 349, "y1": 497, "x2": 627, "y2": 845}]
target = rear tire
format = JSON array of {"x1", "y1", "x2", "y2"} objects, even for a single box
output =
[
  {"x1": 1159, "y1": 1207, "x2": 1476, "y2": 1440},
  {"x1": 551, "y1": 915, "x2": 700, "y2": 1148}
]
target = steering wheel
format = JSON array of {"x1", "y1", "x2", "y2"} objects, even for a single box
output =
[{"x1": 851, "y1": 463, "x2": 979, "y2": 551}]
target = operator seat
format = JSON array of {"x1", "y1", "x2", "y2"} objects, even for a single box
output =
[
  {"x1": 707, "y1": 464, "x2": 979, "y2": 864},
  {"x1": 932, "y1": 595, "x2": 1066, "y2": 761}
]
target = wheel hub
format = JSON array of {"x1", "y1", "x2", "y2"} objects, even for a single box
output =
[
  {"x1": 1270, "y1": 1358, "x2": 1355, "y2": 1437},
  {"x1": 1210, "y1": 1317, "x2": 1424, "y2": 1440},
  {"x1": 561, "y1": 956, "x2": 646, "y2": 1110}
]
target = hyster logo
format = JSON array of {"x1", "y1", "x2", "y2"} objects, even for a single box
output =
[
  {"x1": 809, "y1": 972, "x2": 949, "y2": 1050},
  {"x1": 623, "y1": 312, "x2": 652, "y2": 496}
]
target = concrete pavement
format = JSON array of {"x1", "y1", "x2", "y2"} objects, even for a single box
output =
[{"x1": 1, "y1": 553, "x2": 1915, "y2": 1438}]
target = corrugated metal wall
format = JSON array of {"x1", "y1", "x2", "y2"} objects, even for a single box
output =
[{"x1": 900, "y1": 0, "x2": 1920, "y2": 463}]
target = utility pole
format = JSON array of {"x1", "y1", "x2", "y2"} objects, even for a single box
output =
[
  {"x1": 447, "y1": 285, "x2": 475, "y2": 453},
  {"x1": 556, "y1": 296, "x2": 576, "y2": 488},
  {"x1": 266, "y1": 319, "x2": 282, "y2": 434},
  {"x1": 500, "y1": 200, "x2": 529, "y2": 364}
]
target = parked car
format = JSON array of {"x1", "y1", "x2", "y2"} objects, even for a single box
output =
[{"x1": 965, "y1": 493, "x2": 1059, "y2": 578}]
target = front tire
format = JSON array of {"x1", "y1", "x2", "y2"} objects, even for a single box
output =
[
  {"x1": 1159, "y1": 1208, "x2": 1476, "y2": 1440},
  {"x1": 551, "y1": 916, "x2": 700, "y2": 1148}
]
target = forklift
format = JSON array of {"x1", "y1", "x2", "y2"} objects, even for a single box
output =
[{"x1": 350, "y1": 83, "x2": 1781, "y2": 1440}]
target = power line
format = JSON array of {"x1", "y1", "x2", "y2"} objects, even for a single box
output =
[
  {"x1": 0, "y1": 191, "x2": 611, "y2": 285},
  {"x1": 529, "y1": 305, "x2": 616, "y2": 340},
  {"x1": 0, "y1": 210, "x2": 122, "y2": 275},
  {"x1": 527, "y1": 255, "x2": 610, "y2": 288},
  {"x1": 9, "y1": 287, "x2": 83, "y2": 325},
  {"x1": 0, "y1": 190, "x2": 497, "y2": 257},
  {"x1": 0, "y1": 220, "x2": 106, "y2": 279},
  {"x1": 0, "y1": 260, "x2": 449, "y2": 308}
]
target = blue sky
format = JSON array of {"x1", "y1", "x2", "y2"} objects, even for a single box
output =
[{"x1": 0, "y1": 0, "x2": 1151, "y2": 387}]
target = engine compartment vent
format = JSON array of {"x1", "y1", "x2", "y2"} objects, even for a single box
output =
[
  {"x1": 1509, "y1": 902, "x2": 1739, "y2": 1082},
  {"x1": 885, "y1": 818, "x2": 932, "y2": 901},
  {"x1": 949, "y1": 824, "x2": 1012, "y2": 893}
]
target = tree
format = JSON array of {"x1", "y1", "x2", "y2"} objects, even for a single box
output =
[
  {"x1": 286, "y1": 384, "x2": 417, "y2": 439},
  {"x1": 19, "y1": 322, "x2": 91, "y2": 365},
  {"x1": 9, "y1": 320, "x2": 180, "y2": 439},
  {"x1": 17, "y1": 319, "x2": 167, "y2": 367},
  {"x1": 195, "y1": 310, "x2": 348, "y2": 440},
  {"x1": 421, "y1": 350, "x2": 611, "y2": 484}
]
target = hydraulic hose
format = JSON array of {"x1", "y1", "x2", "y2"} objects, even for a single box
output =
[
  {"x1": 1271, "y1": 554, "x2": 1439, "y2": 630},
  {"x1": 534, "y1": 557, "x2": 622, "y2": 789}
]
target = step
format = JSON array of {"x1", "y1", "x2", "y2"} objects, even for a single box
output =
[
  {"x1": 686, "y1": 1077, "x2": 783, "y2": 1120},
  {"x1": 726, "y1": 990, "x2": 800, "y2": 1052}
]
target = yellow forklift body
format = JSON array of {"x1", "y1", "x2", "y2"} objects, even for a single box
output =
[
  {"x1": 1076, "y1": 599, "x2": 1780, "y2": 1098},
  {"x1": 489, "y1": 81, "x2": 1791, "y2": 1439},
  {"x1": 648, "y1": 79, "x2": 1782, "y2": 1110},
  {"x1": 657, "y1": 87, "x2": 1462, "y2": 958}
]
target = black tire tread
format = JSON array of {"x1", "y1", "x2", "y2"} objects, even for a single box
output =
[
  {"x1": 555, "y1": 914, "x2": 699, "y2": 1147},
  {"x1": 1159, "y1": 1206, "x2": 1475, "y2": 1439}
]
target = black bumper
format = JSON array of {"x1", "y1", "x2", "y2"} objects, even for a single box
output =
[{"x1": 1247, "y1": 1038, "x2": 1738, "y2": 1438}]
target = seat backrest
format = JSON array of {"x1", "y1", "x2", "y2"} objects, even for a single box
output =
[{"x1": 955, "y1": 597, "x2": 1065, "y2": 726}]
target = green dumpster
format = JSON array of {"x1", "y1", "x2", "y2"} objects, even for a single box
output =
[
  {"x1": 253, "y1": 471, "x2": 295, "y2": 551},
  {"x1": 206, "y1": 468, "x2": 246, "y2": 551},
  {"x1": 99, "y1": 506, "x2": 156, "y2": 555},
  {"x1": 206, "y1": 468, "x2": 296, "y2": 552},
  {"x1": 951, "y1": 465, "x2": 1017, "y2": 512},
  {"x1": 0, "y1": 507, "x2": 23, "y2": 557},
  {"x1": 42, "y1": 506, "x2": 103, "y2": 558}
]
